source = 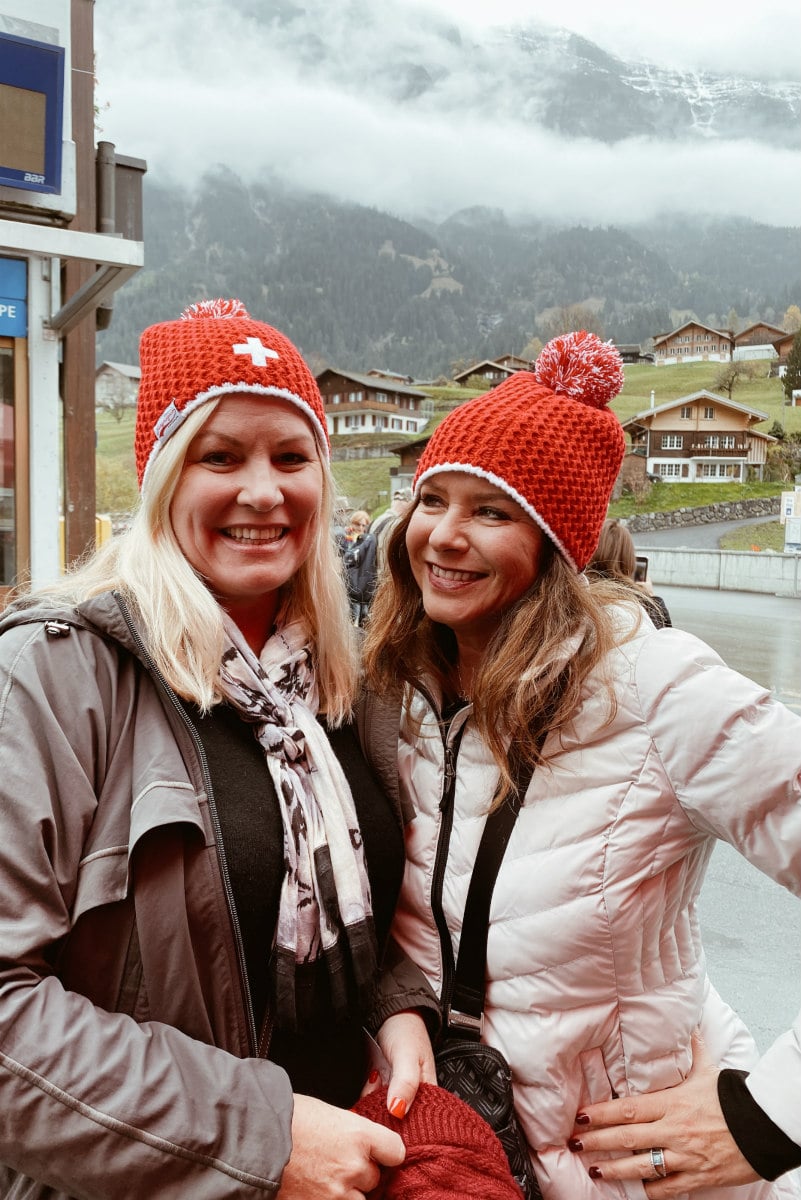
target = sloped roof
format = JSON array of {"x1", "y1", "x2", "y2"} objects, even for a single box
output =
[
  {"x1": 96, "y1": 361, "x2": 141, "y2": 379},
  {"x1": 652, "y1": 321, "x2": 732, "y2": 347},
  {"x1": 735, "y1": 322, "x2": 788, "y2": 342},
  {"x1": 622, "y1": 390, "x2": 769, "y2": 427},
  {"x1": 452, "y1": 359, "x2": 515, "y2": 381},
  {"x1": 316, "y1": 368, "x2": 427, "y2": 398}
]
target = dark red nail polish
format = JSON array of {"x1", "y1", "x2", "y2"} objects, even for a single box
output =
[
  {"x1": 589, "y1": 1166, "x2": 603, "y2": 1180},
  {"x1": 368, "y1": 1069, "x2": 379, "y2": 1084},
  {"x1": 575, "y1": 1111, "x2": 591, "y2": 1125},
  {"x1": 568, "y1": 1137, "x2": 583, "y2": 1152}
]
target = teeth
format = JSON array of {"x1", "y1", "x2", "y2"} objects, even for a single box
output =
[
  {"x1": 431, "y1": 563, "x2": 480, "y2": 582},
  {"x1": 225, "y1": 527, "x2": 282, "y2": 542}
]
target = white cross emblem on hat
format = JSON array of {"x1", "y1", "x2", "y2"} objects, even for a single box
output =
[{"x1": 233, "y1": 337, "x2": 280, "y2": 367}]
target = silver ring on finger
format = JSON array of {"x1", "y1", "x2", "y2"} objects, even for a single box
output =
[{"x1": 650, "y1": 1147, "x2": 668, "y2": 1179}]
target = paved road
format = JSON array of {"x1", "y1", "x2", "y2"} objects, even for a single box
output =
[
  {"x1": 632, "y1": 514, "x2": 777, "y2": 550},
  {"x1": 651, "y1": 585, "x2": 801, "y2": 1052}
]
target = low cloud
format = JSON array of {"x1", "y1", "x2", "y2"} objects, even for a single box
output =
[{"x1": 95, "y1": 0, "x2": 801, "y2": 227}]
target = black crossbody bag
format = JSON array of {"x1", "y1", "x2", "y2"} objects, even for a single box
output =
[{"x1": 434, "y1": 744, "x2": 544, "y2": 1200}]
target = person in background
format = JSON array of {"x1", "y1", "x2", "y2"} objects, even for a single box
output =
[
  {"x1": 371, "y1": 489, "x2": 413, "y2": 566},
  {"x1": 588, "y1": 517, "x2": 672, "y2": 628},
  {"x1": 338, "y1": 510, "x2": 379, "y2": 626},
  {"x1": 359, "y1": 331, "x2": 801, "y2": 1198},
  {"x1": 0, "y1": 300, "x2": 436, "y2": 1200}
]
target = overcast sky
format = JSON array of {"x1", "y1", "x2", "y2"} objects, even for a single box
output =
[{"x1": 94, "y1": 0, "x2": 801, "y2": 228}]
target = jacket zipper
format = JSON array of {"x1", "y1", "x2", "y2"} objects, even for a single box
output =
[{"x1": 114, "y1": 592, "x2": 261, "y2": 1057}]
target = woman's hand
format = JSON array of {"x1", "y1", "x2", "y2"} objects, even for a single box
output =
[
  {"x1": 280, "y1": 1095, "x2": 405, "y2": 1198},
  {"x1": 367, "y1": 1010, "x2": 437, "y2": 1119},
  {"x1": 566, "y1": 1033, "x2": 759, "y2": 1196}
]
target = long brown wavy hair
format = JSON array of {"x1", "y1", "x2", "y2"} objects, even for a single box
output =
[{"x1": 362, "y1": 501, "x2": 637, "y2": 801}]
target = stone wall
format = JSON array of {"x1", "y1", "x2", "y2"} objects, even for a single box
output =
[{"x1": 625, "y1": 496, "x2": 780, "y2": 533}]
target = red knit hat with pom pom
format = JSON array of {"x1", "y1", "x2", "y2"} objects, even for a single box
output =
[
  {"x1": 413, "y1": 331, "x2": 625, "y2": 571},
  {"x1": 134, "y1": 298, "x2": 329, "y2": 490},
  {"x1": 352, "y1": 1083, "x2": 524, "y2": 1200}
]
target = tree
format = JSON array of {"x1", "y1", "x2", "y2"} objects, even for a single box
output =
[
  {"x1": 711, "y1": 359, "x2": 758, "y2": 399},
  {"x1": 781, "y1": 304, "x2": 801, "y2": 333},
  {"x1": 540, "y1": 305, "x2": 604, "y2": 342},
  {"x1": 783, "y1": 329, "x2": 801, "y2": 403},
  {"x1": 520, "y1": 336, "x2": 543, "y2": 361}
]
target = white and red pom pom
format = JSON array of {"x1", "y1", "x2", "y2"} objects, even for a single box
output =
[
  {"x1": 180, "y1": 298, "x2": 250, "y2": 321},
  {"x1": 534, "y1": 330, "x2": 624, "y2": 409}
]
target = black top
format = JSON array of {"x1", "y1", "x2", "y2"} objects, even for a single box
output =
[
  {"x1": 187, "y1": 701, "x2": 403, "y2": 1108},
  {"x1": 718, "y1": 1069, "x2": 801, "y2": 1180}
]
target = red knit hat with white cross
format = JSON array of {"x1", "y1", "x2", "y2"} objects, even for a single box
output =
[
  {"x1": 413, "y1": 331, "x2": 626, "y2": 571},
  {"x1": 134, "y1": 298, "x2": 329, "y2": 489}
]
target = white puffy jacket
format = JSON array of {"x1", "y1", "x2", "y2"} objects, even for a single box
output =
[{"x1": 391, "y1": 614, "x2": 801, "y2": 1199}]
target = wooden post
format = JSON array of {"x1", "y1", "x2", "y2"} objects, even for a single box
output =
[{"x1": 61, "y1": 0, "x2": 96, "y2": 568}]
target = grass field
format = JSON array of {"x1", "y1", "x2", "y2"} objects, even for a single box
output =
[
  {"x1": 95, "y1": 359, "x2": 799, "y2": 517},
  {"x1": 719, "y1": 521, "x2": 786, "y2": 552}
]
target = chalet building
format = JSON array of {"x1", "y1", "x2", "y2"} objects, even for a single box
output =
[
  {"x1": 622, "y1": 391, "x2": 776, "y2": 483},
  {"x1": 770, "y1": 330, "x2": 798, "y2": 380},
  {"x1": 614, "y1": 343, "x2": 655, "y2": 364},
  {"x1": 316, "y1": 369, "x2": 430, "y2": 437},
  {"x1": 95, "y1": 361, "x2": 141, "y2": 412},
  {"x1": 732, "y1": 322, "x2": 788, "y2": 362},
  {"x1": 385, "y1": 434, "x2": 430, "y2": 495},
  {"x1": 366, "y1": 368, "x2": 415, "y2": 384},
  {"x1": 493, "y1": 354, "x2": 530, "y2": 372},
  {"x1": 452, "y1": 359, "x2": 516, "y2": 386},
  {"x1": 652, "y1": 322, "x2": 733, "y2": 366}
]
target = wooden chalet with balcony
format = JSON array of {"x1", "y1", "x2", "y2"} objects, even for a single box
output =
[
  {"x1": 652, "y1": 322, "x2": 734, "y2": 366},
  {"x1": 732, "y1": 322, "x2": 789, "y2": 363},
  {"x1": 316, "y1": 369, "x2": 430, "y2": 437},
  {"x1": 452, "y1": 359, "x2": 517, "y2": 386},
  {"x1": 622, "y1": 391, "x2": 775, "y2": 482}
]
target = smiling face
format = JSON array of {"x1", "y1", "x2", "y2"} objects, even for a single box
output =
[
  {"x1": 406, "y1": 471, "x2": 546, "y2": 655},
  {"x1": 170, "y1": 394, "x2": 323, "y2": 646}
]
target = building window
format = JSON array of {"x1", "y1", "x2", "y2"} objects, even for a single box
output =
[
  {"x1": 680, "y1": 406, "x2": 693, "y2": 419},
  {"x1": 704, "y1": 435, "x2": 719, "y2": 448},
  {"x1": 330, "y1": 393, "x2": 341, "y2": 404},
  {"x1": 375, "y1": 391, "x2": 388, "y2": 403},
  {"x1": 661, "y1": 434, "x2": 683, "y2": 449},
  {"x1": 704, "y1": 406, "x2": 715, "y2": 419},
  {"x1": 655, "y1": 462, "x2": 682, "y2": 478},
  {"x1": 723, "y1": 435, "x2": 736, "y2": 449}
]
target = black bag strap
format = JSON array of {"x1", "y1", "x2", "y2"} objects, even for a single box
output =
[{"x1": 444, "y1": 741, "x2": 540, "y2": 1039}]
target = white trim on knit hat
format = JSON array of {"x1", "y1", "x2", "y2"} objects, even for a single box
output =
[
  {"x1": 140, "y1": 381, "x2": 331, "y2": 493},
  {"x1": 413, "y1": 461, "x2": 578, "y2": 572}
]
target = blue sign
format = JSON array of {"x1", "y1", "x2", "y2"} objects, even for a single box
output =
[
  {"x1": 0, "y1": 32, "x2": 65, "y2": 196},
  {"x1": 0, "y1": 257, "x2": 28, "y2": 335}
]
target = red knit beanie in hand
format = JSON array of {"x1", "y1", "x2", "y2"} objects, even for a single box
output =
[
  {"x1": 134, "y1": 298, "x2": 329, "y2": 490},
  {"x1": 413, "y1": 331, "x2": 625, "y2": 571},
  {"x1": 352, "y1": 1083, "x2": 524, "y2": 1199}
]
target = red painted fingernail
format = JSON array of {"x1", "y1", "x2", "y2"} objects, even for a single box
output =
[
  {"x1": 589, "y1": 1166, "x2": 603, "y2": 1180},
  {"x1": 368, "y1": 1069, "x2": 379, "y2": 1084},
  {"x1": 575, "y1": 1111, "x2": 590, "y2": 1125},
  {"x1": 568, "y1": 1137, "x2": 583, "y2": 1152},
  {"x1": 388, "y1": 1097, "x2": 407, "y2": 1119}
]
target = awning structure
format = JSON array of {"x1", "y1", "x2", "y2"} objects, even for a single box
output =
[{"x1": 0, "y1": 217, "x2": 143, "y2": 335}]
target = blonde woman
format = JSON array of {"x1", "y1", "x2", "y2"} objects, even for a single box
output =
[{"x1": 0, "y1": 301, "x2": 435, "y2": 1200}]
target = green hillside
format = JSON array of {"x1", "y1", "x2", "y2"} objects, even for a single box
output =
[{"x1": 95, "y1": 359, "x2": 798, "y2": 516}]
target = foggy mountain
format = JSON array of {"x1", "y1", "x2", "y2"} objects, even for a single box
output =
[
  {"x1": 94, "y1": 0, "x2": 801, "y2": 227},
  {"x1": 254, "y1": 3, "x2": 799, "y2": 147},
  {"x1": 96, "y1": 169, "x2": 800, "y2": 378}
]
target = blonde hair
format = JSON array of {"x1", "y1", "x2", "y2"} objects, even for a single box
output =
[
  {"x1": 362, "y1": 505, "x2": 636, "y2": 801},
  {"x1": 588, "y1": 518, "x2": 636, "y2": 582},
  {"x1": 31, "y1": 399, "x2": 359, "y2": 721}
]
